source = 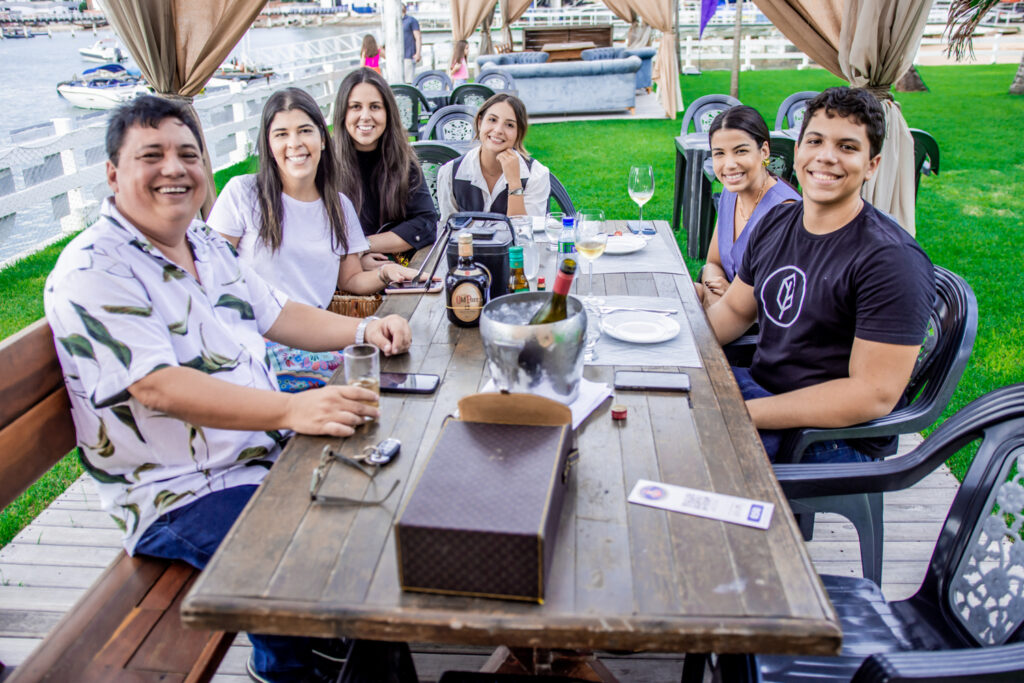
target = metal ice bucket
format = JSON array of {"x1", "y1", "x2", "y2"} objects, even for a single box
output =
[{"x1": 479, "y1": 292, "x2": 587, "y2": 404}]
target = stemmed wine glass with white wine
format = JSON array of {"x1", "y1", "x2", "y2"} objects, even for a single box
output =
[
  {"x1": 628, "y1": 165, "x2": 655, "y2": 230},
  {"x1": 574, "y1": 210, "x2": 607, "y2": 305}
]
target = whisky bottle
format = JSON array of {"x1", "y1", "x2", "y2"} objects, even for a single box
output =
[
  {"x1": 508, "y1": 246, "x2": 529, "y2": 293},
  {"x1": 446, "y1": 232, "x2": 490, "y2": 327},
  {"x1": 529, "y1": 259, "x2": 576, "y2": 324}
]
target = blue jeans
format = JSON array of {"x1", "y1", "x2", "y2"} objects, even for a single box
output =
[
  {"x1": 731, "y1": 367, "x2": 871, "y2": 464},
  {"x1": 134, "y1": 485, "x2": 336, "y2": 677}
]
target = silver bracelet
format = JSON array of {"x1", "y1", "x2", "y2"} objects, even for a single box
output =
[{"x1": 355, "y1": 316, "x2": 380, "y2": 345}]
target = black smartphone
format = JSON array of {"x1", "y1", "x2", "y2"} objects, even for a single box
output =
[
  {"x1": 614, "y1": 371, "x2": 690, "y2": 393},
  {"x1": 379, "y1": 372, "x2": 441, "y2": 394}
]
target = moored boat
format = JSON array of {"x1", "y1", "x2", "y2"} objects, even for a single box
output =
[
  {"x1": 56, "y1": 64, "x2": 149, "y2": 110},
  {"x1": 79, "y1": 39, "x2": 125, "y2": 63}
]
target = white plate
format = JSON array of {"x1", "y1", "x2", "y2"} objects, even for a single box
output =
[
  {"x1": 603, "y1": 234, "x2": 647, "y2": 255},
  {"x1": 602, "y1": 311, "x2": 680, "y2": 344}
]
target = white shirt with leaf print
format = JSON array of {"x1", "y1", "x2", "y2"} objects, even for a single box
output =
[{"x1": 44, "y1": 198, "x2": 291, "y2": 553}]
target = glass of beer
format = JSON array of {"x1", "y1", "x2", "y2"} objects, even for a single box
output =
[{"x1": 343, "y1": 344, "x2": 380, "y2": 422}]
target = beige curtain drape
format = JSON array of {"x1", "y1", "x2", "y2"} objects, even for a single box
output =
[
  {"x1": 103, "y1": 0, "x2": 267, "y2": 216},
  {"x1": 603, "y1": 0, "x2": 682, "y2": 119},
  {"x1": 750, "y1": 0, "x2": 929, "y2": 234},
  {"x1": 451, "y1": 0, "x2": 497, "y2": 42},
  {"x1": 602, "y1": 0, "x2": 651, "y2": 48},
  {"x1": 499, "y1": 0, "x2": 532, "y2": 50}
]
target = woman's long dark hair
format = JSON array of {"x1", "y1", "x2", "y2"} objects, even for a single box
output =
[
  {"x1": 255, "y1": 87, "x2": 348, "y2": 255},
  {"x1": 332, "y1": 67, "x2": 420, "y2": 228}
]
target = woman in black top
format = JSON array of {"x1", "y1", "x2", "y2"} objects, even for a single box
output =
[{"x1": 333, "y1": 67, "x2": 437, "y2": 266}]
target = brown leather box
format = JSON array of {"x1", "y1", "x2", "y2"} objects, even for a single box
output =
[{"x1": 395, "y1": 394, "x2": 574, "y2": 603}]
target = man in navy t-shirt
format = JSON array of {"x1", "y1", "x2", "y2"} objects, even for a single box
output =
[
  {"x1": 402, "y1": 3, "x2": 422, "y2": 83},
  {"x1": 706, "y1": 87, "x2": 935, "y2": 463}
]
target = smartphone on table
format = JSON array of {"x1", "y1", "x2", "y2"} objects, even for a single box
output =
[
  {"x1": 614, "y1": 371, "x2": 690, "y2": 393},
  {"x1": 380, "y1": 372, "x2": 441, "y2": 394}
]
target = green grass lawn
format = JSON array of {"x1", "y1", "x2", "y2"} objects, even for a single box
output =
[{"x1": 1, "y1": 64, "x2": 1020, "y2": 547}]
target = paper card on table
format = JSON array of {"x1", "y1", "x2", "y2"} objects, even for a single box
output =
[{"x1": 628, "y1": 478, "x2": 774, "y2": 530}]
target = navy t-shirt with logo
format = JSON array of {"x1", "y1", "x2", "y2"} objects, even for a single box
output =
[{"x1": 736, "y1": 200, "x2": 934, "y2": 455}]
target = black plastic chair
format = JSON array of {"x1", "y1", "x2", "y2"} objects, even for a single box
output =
[
  {"x1": 478, "y1": 68, "x2": 516, "y2": 92},
  {"x1": 774, "y1": 90, "x2": 819, "y2": 132},
  {"x1": 419, "y1": 104, "x2": 477, "y2": 143},
  {"x1": 411, "y1": 141, "x2": 462, "y2": 213},
  {"x1": 910, "y1": 128, "x2": 941, "y2": 198},
  {"x1": 449, "y1": 83, "x2": 495, "y2": 108},
  {"x1": 389, "y1": 84, "x2": 432, "y2": 137},
  {"x1": 778, "y1": 267, "x2": 977, "y2": 588},
  {"x1": 680, "y1": 93, "x2": 742, "y2": 135},
  {"x1": 548, "y1": 172, "x2": 576, "y2": 217},
  {"x1": 712, "y1": 383, "x2": 1024, "y2": 682},
  {"x1": 413, "y1": 69, "x2": 452, "y2": 111}
]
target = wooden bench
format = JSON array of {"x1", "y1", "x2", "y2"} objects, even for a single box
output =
[{"x1": 0, "y1": 319, "x2": 234, "y2": 683}]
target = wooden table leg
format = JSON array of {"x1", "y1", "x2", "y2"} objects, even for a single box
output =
[{"x1": 481, "y1": 646, "x2": 620, "y2": 681}]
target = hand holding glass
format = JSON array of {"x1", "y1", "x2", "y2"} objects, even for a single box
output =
[
  {"x1": 628, "y1": 165, "x2": 655, "y2": 224},
  {"x1": 343, "y1": 344, "x2": 380, "y2": 423}
]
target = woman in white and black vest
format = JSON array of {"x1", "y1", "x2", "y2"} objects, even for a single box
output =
[{"x1": 436, "y1": 93, "x2": 550, "y2": 226}]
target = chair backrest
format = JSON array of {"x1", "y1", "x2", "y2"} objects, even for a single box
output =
[
  {"x1": 766, "y1": 133, "x2": 798, "y2": 187},
  {"x1": 548, "y1": 172, "x2": 576, "y2": 217},
  {"x1": 449, "y1": 83, "x2": 495, "y2": 109},
  {"x1": 910, "y1": 128, "x2": 941, "y2": 198},
  {"x1": 478, "y1": 68, "x2": 515, "y2": 91},
  {"x1": 904, "y1": 384, "x2": 1024, "y2": 648},
  {"x1": 389, "y1": 84, "x2": 430, "y2": 135},
  {"x1": 413, "y1": 69, "x2": 452, "y2": 93},
  {"x1": 902, "y1": 267, "x2": 977, "y2": 423},
  {"x1": 419, "y1": 104, "x2": 477, "y2": 142},
  {"x1": 774, "y1": 90, "x2": 819, "y2": 131},
  {"x1": 680, "y1": 94, "x2": 742, "y2": 136},
  {"x1": 411, "y1": 141, "x2": 462, "y2": 213}
]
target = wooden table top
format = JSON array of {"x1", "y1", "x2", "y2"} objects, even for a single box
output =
[
  {"x1": 541, "y1": 41, "x2": 596, "y2": 61},
  {"x1": 182, "y1": 220, "x2": 841, "y2": 656}
]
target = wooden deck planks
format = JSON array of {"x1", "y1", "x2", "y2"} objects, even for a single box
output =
[{"x1": 0, "y1": 432, "x2": 958, "y2": 680}]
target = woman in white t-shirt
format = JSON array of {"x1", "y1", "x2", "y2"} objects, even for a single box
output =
[{"x1": 208, "y1": 87, "x2": 422, "y2": 391}]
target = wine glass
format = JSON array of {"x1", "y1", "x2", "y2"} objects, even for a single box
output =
[
  {"x1": 544, "y1": 211, "x2": 564, "y2": 252},
  {"x1": 628, "y1": 165, "x2": 655, "y2": 229},
  {"x1": 574, "y1": 210, "x2": 607, "y2": 304}
]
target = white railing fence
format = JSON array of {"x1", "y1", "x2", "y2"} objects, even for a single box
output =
[{"x1": 0, "y1": 61, "x2": 357, "y2": 267}]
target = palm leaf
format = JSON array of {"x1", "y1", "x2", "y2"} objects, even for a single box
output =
[{"x1": 946, "y1": 0, "x2": 1001, "y2": 61}]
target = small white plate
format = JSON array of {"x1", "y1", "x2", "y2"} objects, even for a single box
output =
[
  {"x1": 602, "y1": 311, "x2": 680, "y2": 344},
  {"x1": 604, "y1": 234, "x2": 647, "y2": 255}
]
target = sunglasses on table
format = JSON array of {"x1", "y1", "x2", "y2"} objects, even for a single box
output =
[{"x1": 309, "y1": 439, "x2": 401, "y2": 506}]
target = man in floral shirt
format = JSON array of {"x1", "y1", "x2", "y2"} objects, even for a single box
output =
[{"x1": 44, "y1": 96, "x2": 412, "y2": 683}]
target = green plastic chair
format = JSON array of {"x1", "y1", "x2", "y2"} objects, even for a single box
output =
[{"x1": 910, "y1": 128, "x2": 941, "y2": 198}]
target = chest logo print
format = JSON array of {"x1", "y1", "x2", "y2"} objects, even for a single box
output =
[{"x1": 760, "y1": 266, "x2": 806, "y2": 328}]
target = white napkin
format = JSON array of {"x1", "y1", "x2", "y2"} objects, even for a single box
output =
[{"x1": 479, "y1": 377, "x2": 613, "y2": 430}]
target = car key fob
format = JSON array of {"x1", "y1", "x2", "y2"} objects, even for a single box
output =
[{"x1": 367, "y1": 438, "x2": 400, "y2": 466}]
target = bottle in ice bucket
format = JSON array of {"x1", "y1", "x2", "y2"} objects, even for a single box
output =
[
  {"x1": 557, "y1": 216, "x2": 575, "y2": 257},
  {"x1": 529, "y1": 259, "x2": 577, "y2": 325},
  {"x1": 508, "y1": 246, "x2": 529, "y2": 294},
  {"x1": 446, "y1": 232, "x2": 490, "y2": 327}
]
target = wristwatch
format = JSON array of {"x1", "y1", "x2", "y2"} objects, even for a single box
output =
[
  {"x1": 508, "y1": 187, "x2": 524, "y2": 196},
  {"x1": 355, "y1": 316, "x2": 380, "y2": 345}
]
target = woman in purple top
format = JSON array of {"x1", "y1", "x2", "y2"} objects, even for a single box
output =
[{"x1": 697, "y1": 105, "x2": 801, "y2": 308}]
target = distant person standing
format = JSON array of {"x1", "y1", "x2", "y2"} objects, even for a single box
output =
[
  {"x1": 402, "y1": 3, "x2": 421, "y2": 83},
  {"x1": 449, "y1": 39, "x2": 469, "y2": 86},
  {"x1": 361, "y1": 34, "x2": 382, "y2": 74}
]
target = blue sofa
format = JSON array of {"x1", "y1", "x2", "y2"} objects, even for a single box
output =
[
  {"x1": 480, "y1": 56, "x2": 641, "y2": 116},
  {"x1": 580, "y1": 46, "x2": 656, "y2": 91},
  {"x1": 477, "y1": 51, "x2": 550, "y2": 68}
]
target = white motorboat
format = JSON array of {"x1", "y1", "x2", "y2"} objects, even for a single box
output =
[
  {"x1": 56, "y1": 64, "x2": 149, "y2": 110},
  {"x1": 79, "y1": 39, "x2": 125, "y2": 63}
]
